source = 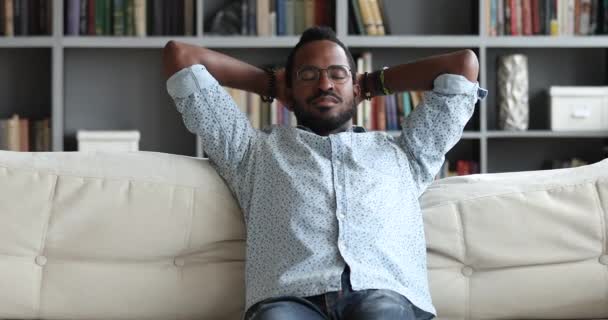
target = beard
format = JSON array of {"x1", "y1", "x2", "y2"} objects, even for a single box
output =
[{"x1": 293, "y1": 96, "x2": 356, "y2": 133}]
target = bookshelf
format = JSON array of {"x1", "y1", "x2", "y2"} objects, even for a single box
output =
[{"x1": 0, "y1": 0, "x2": 606, "y2": 174}]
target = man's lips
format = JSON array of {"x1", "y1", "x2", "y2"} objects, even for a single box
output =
[{"x1": 312, "y1": 96, "x2": 340, "y2": 105}]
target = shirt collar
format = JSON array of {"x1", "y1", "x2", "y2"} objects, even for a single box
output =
[{"x1": 296, "y1": 125, "x2": 367, "y2": 134}]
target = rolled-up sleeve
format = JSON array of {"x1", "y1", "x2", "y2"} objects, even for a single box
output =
[
  {"x1": 396, "y1": 73, "x2": 487, "y2": 197},
  {"x1": 166, "y1": 64, "x2": 257, "y2": 187}
]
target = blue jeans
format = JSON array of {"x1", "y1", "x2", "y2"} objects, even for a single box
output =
[{"x1": 244, "y1": 265, "x2": 434, "y2": 320}]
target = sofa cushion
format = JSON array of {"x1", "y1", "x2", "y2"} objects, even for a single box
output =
[
  {"x1": 0, "y1": 150, "x2": 246, "y2": 320},
  {"x1": 421, "y1": 159, "x2": 608, "y2": 319}
]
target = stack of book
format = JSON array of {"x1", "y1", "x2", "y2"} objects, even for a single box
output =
[
  {"x1": 486, "y1": 0, "x2": 608, "y2": 36},
  {"x1": 0, "y1": 0, "x2": 53, "y2": 36},
  {"x1": 64, "y1": 0, "x2": 195, "y2": 36},
  {"x1": 354, "y1": 51, "x2": 424, "y2": 131},
  {"x1": 349, "y1": 0, "x2": 390, "y2": 35},
  {"x1": 224, "y1": 87, "x2": 297, "y2": 129},
  {"x1": 543, "y1": 157, "x2": 589, "y2": 168},
  {"x1": 435, "y1": 160, "x2": 481, "y2": 180},
  {"x1": 0, "y1": 114, "x2": 51, "y2": 151},
  {"x1": 209, "y1": 0, "x2": 334, "y2": 36}
]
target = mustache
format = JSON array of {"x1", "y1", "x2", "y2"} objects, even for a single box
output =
[{"x1": 306, "y1": 90, "x2": 343, "y2": 104}]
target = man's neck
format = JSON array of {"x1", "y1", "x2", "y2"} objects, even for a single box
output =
[{"x1": 296, "y1": 123, "x2": 365, "y2": 136}]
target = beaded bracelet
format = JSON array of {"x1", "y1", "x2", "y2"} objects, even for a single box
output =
[
  {"x1": 260, "y1": 66, "x2": 276, "y2": 103},
  {"x1": 363, "y1": 72, "x2": 372, "y2": 101}
]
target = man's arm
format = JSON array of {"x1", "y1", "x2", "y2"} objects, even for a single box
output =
[
  {"x1": 360, "y1": 49, "x2": 479, "y2": 100},
  {"x1": 163, "y1": 41, "x2": 264, "y2": 190},
  {"x1": 374, "y1": 50, "x2": 486, "y2": 197},
  {"x1": 162, "y1": 40, "x2": 270, "y2": 96}
]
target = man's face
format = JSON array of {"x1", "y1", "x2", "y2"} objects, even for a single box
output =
[{"x1": 288, "y1": 40, "x2": 360, "y2": 134}]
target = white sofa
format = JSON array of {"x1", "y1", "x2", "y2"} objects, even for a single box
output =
[{"x1": 0, "y1": 150, "x2": 606, "y2": 320}]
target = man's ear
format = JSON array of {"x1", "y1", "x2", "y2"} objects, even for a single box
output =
[{"x1": 353, "y1": 82, "x2": 362, "y2": 106}]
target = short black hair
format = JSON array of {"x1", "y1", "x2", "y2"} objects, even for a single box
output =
[{"x1": 285, "y1": 26, "x2": 356, "y2": 88}]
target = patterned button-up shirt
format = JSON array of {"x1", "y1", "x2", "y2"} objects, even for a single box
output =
[{"x1": 166, "y1": 64, "x2": 487, "y2": 316}]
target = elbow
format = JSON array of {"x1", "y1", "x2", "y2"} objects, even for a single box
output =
[
  {"x1": 458, "y1": 49, "x2": 479, "y2": 83},
  {"x1": 162, "y1": 40, "x2": 196, "y2": 79}
]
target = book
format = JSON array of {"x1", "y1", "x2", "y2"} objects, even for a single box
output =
[
  {"x1": 350, "y1": 0, "x2": 364, "y2": 34},
  {"x1": 125, "y1": 0, "x2": 135, "y2": 36},
  {"x1": 4, "y1": 0, "x2": 13, "y2": 36},
  {"x1": 285, "y1": 0, "x2": 294, "y2": 35},
  {"x1": 294, "y1": 0, "x2": 305, "y2": 34},
  {"x1": 0, "y1": 0, "x2": 3, "y2": 36},
  {"x1": 276, "y1": 0, "x2": 286, "y2": 35},
  {"x1": 184, "y1": 0, "x2": 193, "y2": 36},
  {"x1": 79, "y1": 0, "x2": 88, "y2": 35},
  {"x1": 7, "y1": 114, "x2": 20, "y2": 151},
  {"x1": 19, "y1": 118, "x2": 29, "y2": 151},
  {"x1": 304, "y1": 0, "x2": 314, "y2": 29},
  {"x1": 358, "y1": 0, "x2": 377, "y2": 35},
  {"x1": 0, "y1": 119, "x2": 7, "y2": 150},
  {"x1": 368, "y1": 0, "x2": 385, "y2": 35},
  {"x1": 134, "y1": 0, "x2": 145, "y2": 36},
  {"x1": 257, "y1": 0, "x2": 270, "y2": 36}
]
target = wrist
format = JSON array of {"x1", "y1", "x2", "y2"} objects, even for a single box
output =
[{"x1": 260, "y1": 65, "x2": 276, "y2": 103}]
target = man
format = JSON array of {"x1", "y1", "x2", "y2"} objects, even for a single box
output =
[{"x1": 163, "y1": 27, "x2": 487, "y2": 320}]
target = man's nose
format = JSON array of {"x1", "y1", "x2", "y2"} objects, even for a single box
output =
[{"x1": 317, "y1": 71, "x2": 334, "y2": 91}]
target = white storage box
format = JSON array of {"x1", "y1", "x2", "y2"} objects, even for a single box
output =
[
  {"x1": 77, "y1": 130, "x2": 140, "y2": 152},
  {"x1": 549, "y1": 86, "x2": 608, "y2": 131}
]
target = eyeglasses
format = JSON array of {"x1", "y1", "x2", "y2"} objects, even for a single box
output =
[{"x1": 296, "y1": 65, "x2": 352, "y2": 84}]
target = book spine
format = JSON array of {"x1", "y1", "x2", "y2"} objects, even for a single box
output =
[
  {"x1": 580, "y1": 0, "x2": 591, "y2": 34},
  {"x1": 0, "y1": 0, "x2": 4, "y2": 36},
  {"x1": 20, "y1": 0, "x2": 27, "y2": 35},
  {"x1": 350, "y1": 0, "x2": 364, "y2": 35},
  {"x1": 134, "y1": 0, "x2": 145, "y2": 36},
  {"x1": 65, "y1": 0, "x2": 79, "y2": 35},
  {"x1": 152, "y1": 0, "x2": 162, "y2": 35},
  {"x1": 184, "y1": 0, "x2": 193, "y2": 36},
  {"x1": 294, "y1": 0, "x2": 305, "y2": 34},
  {"x1": 257, "y1": 0, "x2": 269, "y2": 36},
  {"x1": 112, "y1": 0, "x2": 124, "y2": 35},
  {"x1": 4, "y1": 0, "x2": 13, "y2": 36},
  {"x1": 358, "y1": 0, "x2": 377, "y2": 35},
  {"x1": 368, "y1": 0, "x2": 385, "y2": 35},
  {"x1": 285, "y1": 0, "x2": 294, "y2": 35},
  {"x1": 7, "y1": 115, "x2": 20, "y2": 151},
  {"x1": 276, "y1": 0, "x2": 285, "y2": 35},
  {"x1": 103, "y1": 0, "x2": 111, "y2": 35},
  {"x1": 304, "y1": 0, "x2": 313, "y2": 29},
  {"x1": 522, "y1": 0, "x2": 532, "y2": 35},
  {"x1": 79, "y1": 0, "x2": 87, "y2": 34},
  {"x1": 125, "y1": 0, "x2": 134, "y2": 35}
]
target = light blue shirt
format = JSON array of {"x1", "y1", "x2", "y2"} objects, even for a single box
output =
[{"x1": 166, "y1": 64, "x2": 487, "y2": 316}]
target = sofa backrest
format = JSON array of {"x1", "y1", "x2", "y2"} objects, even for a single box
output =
[{"x1": 0, "y1": 150, "x2": 606, "y2": 319}]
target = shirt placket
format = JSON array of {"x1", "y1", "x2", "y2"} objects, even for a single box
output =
[{"x1": 330, "y1": 135, "x2": 348, "y2": 263}]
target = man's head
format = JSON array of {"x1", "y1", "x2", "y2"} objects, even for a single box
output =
[{"x1": 284, "y1": 27, "x2": 360, "y2": 135}]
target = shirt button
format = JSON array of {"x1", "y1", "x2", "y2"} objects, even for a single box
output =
[
  {"x1": 174, "y1": 258, "x2": 185, "y2": 267},
  {"x1": 337, "y1": 212, "x2": 345, "y2": 220},
  {"x1": 35, "y1": 255, "x2": 47, "y2": 266},
  {"x1": 338, "y1": 240, "x2": 346, "y2": 251},
  {"x1": 461, "y1": 266, "x2": 474, "y2": 277}
]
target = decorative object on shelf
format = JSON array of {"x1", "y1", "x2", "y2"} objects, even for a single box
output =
[
  {"x1": 208, "y1": 0, "x2": 242, "y2": 35},
  {"x1": 77, "y1": 130, "x2": 140, "y2": 152},
  {"x1": 497, "y1": 53, "x2": 529, "y2": 131},
  {"x1": 549, "y1": 86, "x2": 608, "y2": 131}
]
